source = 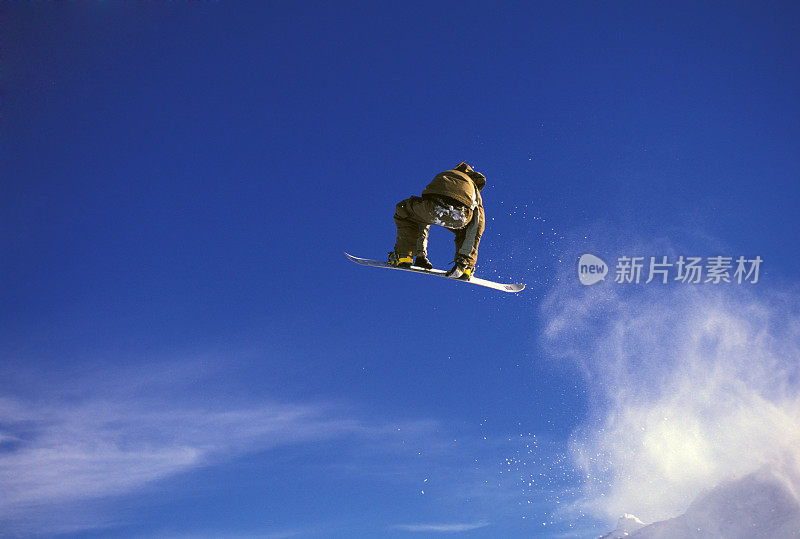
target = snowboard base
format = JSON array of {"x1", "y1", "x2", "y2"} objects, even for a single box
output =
[{"x1": 344, "y1": 252, "x2": 525, "y2": 293}]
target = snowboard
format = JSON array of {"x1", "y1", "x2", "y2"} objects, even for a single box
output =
[{"x1": 344, "y1": 252, "x2": 526, "y2": 293}]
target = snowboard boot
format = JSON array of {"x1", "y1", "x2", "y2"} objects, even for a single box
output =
[
  {"x1": 445, "y1": 258, "x2": 474, "y2": 281},
  {"x1": 414, "y1": 254, "x2": 433, "y2": 270},
  {"x1": 388, "y1": 251, "x2": 413, "y2": 268}
]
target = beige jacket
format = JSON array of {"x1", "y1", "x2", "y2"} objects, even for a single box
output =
[{"x1": 421, "y1": 162, "x2": 486, "y2": 209}]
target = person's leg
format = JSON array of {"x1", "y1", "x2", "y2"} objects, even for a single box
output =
[
  {"x1": 393, "y1": 197, "x2": 425, "y2": 258},
  {"x1": 452, "y1": 204, "x2": 485, "y2": 269},
  {"x1": 394, "y1": 196, "x2": 471, "y2": 259}
]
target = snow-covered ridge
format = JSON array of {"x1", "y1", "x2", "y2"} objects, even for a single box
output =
[
  {"x1": 600, "y1": 464, "x2": 800, "y2": 538},
  {"x1": 599, "y1": 514, "x2": 646, "y2": 538}
]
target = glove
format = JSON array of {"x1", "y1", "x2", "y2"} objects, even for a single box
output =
[{"x1": 445, "y1": 259, "x2": 470, "y2": 279}]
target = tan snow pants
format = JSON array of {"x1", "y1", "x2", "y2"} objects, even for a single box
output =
[{"x1": 393, "y1": 195, "x2": 485, "y2": 268}]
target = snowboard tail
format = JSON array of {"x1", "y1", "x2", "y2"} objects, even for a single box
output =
[{"x1": 344, "y1": 252, "x2": 525, "y2": 293}]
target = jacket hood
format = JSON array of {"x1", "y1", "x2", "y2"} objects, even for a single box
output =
[{"x1": 454, "y1": 162, "x2": 486, "y2": 190}]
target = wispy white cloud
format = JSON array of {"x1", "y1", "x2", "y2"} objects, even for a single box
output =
[
  {"x1": 0, "y1": 357, "x2": 508, "y2": 536},
  {"x1": 144, "y1": 528, "x2": 309, "y2": 539},
  {"x1": 0, "y1": 360, "x2": 371, "y2": 534},
  {"x1": 542, "y1": 257, "x2": 800, "y2": 523},
  {"x1": 393, "y1": 521, "x2": 490, "y2": 533},
  {"x1": 0, "y1": 398, "x2": 357, "y2": 511}
]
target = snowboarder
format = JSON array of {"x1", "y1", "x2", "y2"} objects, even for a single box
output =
[{"x1": 388, "y1": 162, "x2": 486, "y2": 281}]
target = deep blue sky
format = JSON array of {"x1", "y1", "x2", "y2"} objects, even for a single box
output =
[{"x1": 2, "y1": 2, "x2": 799, "y2": 537}]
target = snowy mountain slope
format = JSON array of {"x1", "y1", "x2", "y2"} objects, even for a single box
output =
[
  {"x1": 599, "y1": 514, "x2": 646, "y2": 538},
  {"x1": 603, "y1": 464, "x2": 800, "y2": 538}
]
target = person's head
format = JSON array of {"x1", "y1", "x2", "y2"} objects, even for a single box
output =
[{"x1": 454, "y1": 162, "x2": 486, "y2": 190}]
